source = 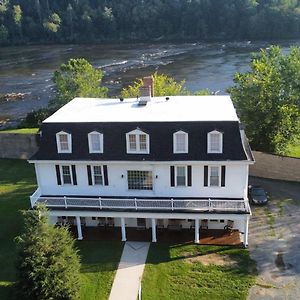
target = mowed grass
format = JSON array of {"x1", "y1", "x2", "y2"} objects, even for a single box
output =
[
  {"x1": 78, "y1": 241, "x2": 123, "y2": 300},
  {"x1": 0, "y1": 128, "x2": 39, "y2": 134},
  {"x1": 286, "y1": 138, "x2": 300, "y2": 158},
  {"x1": 0, "y1": 158, "x2": 122, "y2": 299},
  {"x1": 0, "y1": 159, "x2": 36, "y2": 299},
  {"x1": 142, "y1": 243, "x2": 256, "y2": 300}
]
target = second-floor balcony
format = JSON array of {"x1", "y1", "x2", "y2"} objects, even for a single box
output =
[{"x1": 30, "y1": 188, "x2": 251, "y2": 214}]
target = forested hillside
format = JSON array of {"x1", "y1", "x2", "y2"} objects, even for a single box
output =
[{"x1": 1, "y1": 0, "x2": 300, "y2": 45}]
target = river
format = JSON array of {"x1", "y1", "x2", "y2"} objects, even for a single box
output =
[{"x1": 0, "y1": 40, "x2": 299, "y2": 126}]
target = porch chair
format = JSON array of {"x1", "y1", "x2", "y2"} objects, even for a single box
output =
[
  {"x1": 97, "y1": 217, "x2": 106, "y2": 229},
  {"x1": 200, "y1": 219, "x2": 208, "y2": 230},
  {"x1": 224, "y1": 220, "x2": 234, "y2": 234},
  {"x1": 106, "y1": 217, "x2": 115, "y2": 228},
  {"x1": 80, "y1": 217, "x2": 86, "y2": 227},
  {"x1": 156, "y1": 219, "x2": 165, "y2": 231}
]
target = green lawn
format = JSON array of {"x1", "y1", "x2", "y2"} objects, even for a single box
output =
[
  {"x1": 0, "y1": 158, "x2": 122, "y2": 300},
  {"x1": 286, "y1": 138, "x2": 300, "y2": 158},
  {"x1": 142, "y1": 243, "x2": 256, "y2": 300},
  {"x1": 78, "y1": 241, "x2": 123, "y2": 300},
  {"x1": 0, "y1": 128, "x2": 39, "y2": 134}
]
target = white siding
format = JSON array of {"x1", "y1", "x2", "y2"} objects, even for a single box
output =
[{"x1": 35, "y1": 162, "x2": 248, "y2": 199}]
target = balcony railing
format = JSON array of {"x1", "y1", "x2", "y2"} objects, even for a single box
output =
[{"x1": 30, "y1": 190, "x2": 250, "y2": 213}]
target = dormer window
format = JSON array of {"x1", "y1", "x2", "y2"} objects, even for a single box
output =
[
  {"x1": 88, "y1": 131, "x2": 103, "y2": 153},
  {"x1": 56, "y1": 131, "x2": 72, "y2": 153},
  {"x1": 126, "y1": 129, "x2": 149, "y2": 154},
  {"x1": 207, "y1": 130, "x2": 223, "y2": 153},
  {"x1": 173, "y1": 131, "x2": 188, "y2": 153}
]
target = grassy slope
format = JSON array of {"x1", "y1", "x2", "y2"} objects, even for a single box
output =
[
  {"x1": 142, "y1": 243, "x2": 256, "y2": 300},
  {"x1": 0, "y1": 128, "x2": 39, "y2": 134},
  {"x1": 0, "y1": 158, "x2": 122, "y2": 300},
  {"x1": 0, "y1": 159, "x2": 36, "y2": 298}
]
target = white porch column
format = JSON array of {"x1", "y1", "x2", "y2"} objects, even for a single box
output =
[
  {"x1": 151, "y1": 218, "x2": 157, "y2": 242},
  {"x1": 244, "y1": 217, "x2": 249, "y2": 247},
  {"x1": 76, "y1": 216, "x2": 83, "y2": 240},
  {"x1": 194, "y1": 219, "x2": 200, "y2": 244},
  {"x1": 121, "y1": 217, "x2": 127, "y2": 242}
]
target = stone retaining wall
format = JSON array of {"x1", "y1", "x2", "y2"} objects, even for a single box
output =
[
  {"x1": 0, "y1": 133, "x2": 39, "y2": 159},
  {"x1": 250, "y1": 151, "x2": 300, "y2": 182}
]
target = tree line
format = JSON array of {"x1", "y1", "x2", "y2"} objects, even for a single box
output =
[{"x1": 1, "y1": 0, "x2": 300, "y2": 45}]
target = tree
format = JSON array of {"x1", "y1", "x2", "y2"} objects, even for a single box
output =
[
  {"x1": 43, "y1": 13, "x2": 61, "y2": 34},
  {"x1": 50, "y1": 58, "x2": 108, "y2": 108},
  {"x1": 120, "y1": 72, "x2": 210, "y2": 98},
  {"x1": 0, "y1": 24, "x2": 8, "y2": 43},
  {"x1": 13, "y1": 5, "x2": 22, "y2": 25},
  {"x1": 229, "y1": 46, "x2": 300, "y2": 154},
  {"x1": 15, "y1": 205, "x2": 81, "y2": 300}
]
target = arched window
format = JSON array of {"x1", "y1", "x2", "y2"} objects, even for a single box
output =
[
  {"x1": 88, "y1": 131, "x2": 103, "y2": 153},
  {"x1": 173, "y1": 131, "x2": 188, "y2": 153},
  {"x1": 56, "y1": 131, "x2": 72, "y2": 153}
]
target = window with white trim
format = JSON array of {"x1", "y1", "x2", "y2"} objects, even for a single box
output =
[
  {"x1": 88, "y1": 131, "x2": 103, "y2": 153},
  {"x1": 173, "y1": 131, "x2": 188, "y2": 153},
  {"x1": 126, "y1": 129, "x2": 150, "y2": 154},
  {"x1": 175, "y1": 166, "x2": 187, "y2": 186},
  {"x1": 209, "y1": 166, "x2": 220, "y2": 187},
  {"x1": 56, "y1": 131, "x2": 72, "y2": 153},
  {"x1": 207, "y1": 131, "x2": 223, "y2": 153},
  {"x1": 61, "y1": 165, "x2": 72, "y2": 184},
  {"x1": 92, "y1": 165, "x2": 103, "y2": 185},
  {"x1": 127, "y1": 170, "x2": 153, "y2": 190}
]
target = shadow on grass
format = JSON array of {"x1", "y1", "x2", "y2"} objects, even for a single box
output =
[
  {"x1": 0, "y1": 283, "x2": 14, "y2": 300},
  {"x1": 78, "y1": 241, "x2": 123, "y2": 274}
]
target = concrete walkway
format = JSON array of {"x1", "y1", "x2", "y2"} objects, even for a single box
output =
[{"x1": 109, "y1": 241, "x2": 150, "y2": 300}]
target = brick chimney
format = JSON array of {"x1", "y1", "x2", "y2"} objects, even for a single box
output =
[
  {"x1": 143, "y1": 76, "x2": 154, "y2": 97},
  {"x1": 138, "y1": 76, "x2": 154, "y2": 106}
]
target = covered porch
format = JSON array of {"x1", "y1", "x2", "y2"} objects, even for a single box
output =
[
  {"x1": 49, "y1": 211, "x2": 250, "y2": 247},
  {"x1": 68, "y1": 226, "x2": 242, "y2": 246}
]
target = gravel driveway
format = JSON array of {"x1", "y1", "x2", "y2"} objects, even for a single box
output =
[{"x1": 248, "y1": 177, "x2": 300, "y2": 300}]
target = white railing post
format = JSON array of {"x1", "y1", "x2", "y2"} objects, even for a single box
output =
[
  {"x1": 171, "y1": 198, "x2": 174, "y2": 211},
  {"x1": 138, "y1": 283, "x2": 142, "y2": 300},
  {"x1": 64, "y1": 196, "x2": 67, "y2": 209},
  {"x1": 99, "y1": 197, "x2": 102, "y2": 210},
  {"x1": 208, "y1": 198, "x2": 211, "y2": 211},
  {"x1": 134, "y1": 198, "x2": 138, "y2": 210}
]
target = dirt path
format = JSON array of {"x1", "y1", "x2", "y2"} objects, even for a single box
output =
[{"x1": 248, "y1": 177, "x2": 300, "y2": 300}]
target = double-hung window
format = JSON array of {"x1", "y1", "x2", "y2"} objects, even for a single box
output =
[
  {"x1": 92, "y1": 166, "x2": 103, "y2": 185},
  {"x1": 204, "y1": 165, "x2": 226, "y2": 187},
  {"x1": 173, "y1": 131, "x2": 188, "y2": 153},
  {"x1": 88, "y1": 131, "x2": 103, "y2": 153},
  {"x1": 55, "y1": 165, "x2": 77, "y2": 186},
  {"x1": 87, "y1": 165, "x2": 108, "y2": 186},
  {"x1": 209, "y1": 166, "x2": 220, "y2": 187},
  {"x1": 62, "y1": 166, "x2": 72, "y2": 184},
  {"x1": 127, "y1": 170, "x2": 153, "y2": 190},
  {"x1": 126, "y1": 129, "x2": 150, "y2": 154},
  {"x1": 175, "y1": 166, "x2": 187, "y2": 186},
  {"x1": 56, "y1": 131, "x2": 72, "y2": 153},
  {"x1": 207, "y1": 130, "x2": 223, "y2": 153},
  {"x1": 170, "y1": 165, "x2": 192, "y2": 187}
]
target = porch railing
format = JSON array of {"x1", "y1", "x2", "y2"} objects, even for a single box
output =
[{"x1": 30, "y1": 190, "x2": 249, "y2": 213}]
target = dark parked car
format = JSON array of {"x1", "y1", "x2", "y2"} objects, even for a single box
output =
[{"x1": 248, "y1": 185, "x2": 268, "y2": 205}]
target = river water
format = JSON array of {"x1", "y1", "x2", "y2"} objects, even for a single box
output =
[{"x1": 0, "y1": 41, "x2": 299, "y2": 125}]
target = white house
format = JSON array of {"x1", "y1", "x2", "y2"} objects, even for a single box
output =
[{"x1": 29, "y1": 78, "x2": 254, "y2": 246}]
